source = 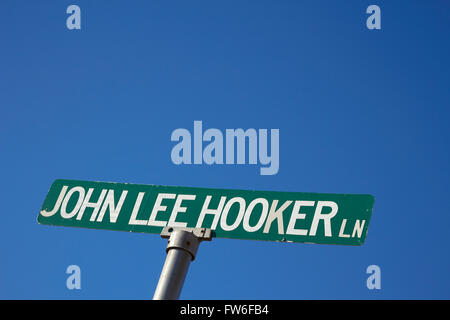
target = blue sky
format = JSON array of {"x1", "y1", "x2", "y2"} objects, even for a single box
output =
[{"x1": 1, "y1": 1, "x2": 449, "y2": 299}]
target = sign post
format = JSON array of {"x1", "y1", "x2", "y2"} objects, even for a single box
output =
[
  {"x1": 153, "y1": 227, "x2": 212, "y2": 300},
  {"x1": 38, "y1": 179, "x2": 375, "y2": 299}
]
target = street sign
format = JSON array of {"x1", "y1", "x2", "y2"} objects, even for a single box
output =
[{"x1": 38, "y1": 179, "x2": 374, "y2": 245}]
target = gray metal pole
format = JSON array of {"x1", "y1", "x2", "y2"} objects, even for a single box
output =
[{"x1": 153, "y1": 227, "x2": 212, "y2": 300}]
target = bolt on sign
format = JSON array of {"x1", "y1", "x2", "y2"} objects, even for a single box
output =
[{"x1": 38, "y1": 179, "x2": 375, "y2": 246}]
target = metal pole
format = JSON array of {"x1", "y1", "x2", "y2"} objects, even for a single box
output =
[{"x1": 153, "y1": 227, "x2": 212, "y2": 300}]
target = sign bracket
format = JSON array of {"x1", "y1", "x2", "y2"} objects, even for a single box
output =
[{"x1": 152, "y1": 227, "x2": 212, "y2": 300}]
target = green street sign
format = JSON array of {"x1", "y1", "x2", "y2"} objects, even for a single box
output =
[{"x1": 38, "y1": 179, "x2": 374, "y2": 246}]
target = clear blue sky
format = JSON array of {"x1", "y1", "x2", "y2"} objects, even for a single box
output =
[{"x1": 1, "y1": 1, "x2": 449, "y2": 299}]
